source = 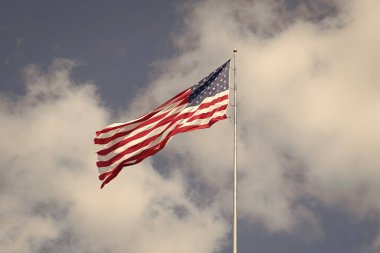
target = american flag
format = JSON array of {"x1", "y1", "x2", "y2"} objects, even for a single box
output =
[{"x1": 95, "y1": 60, "x2": 231, "y2": 188}]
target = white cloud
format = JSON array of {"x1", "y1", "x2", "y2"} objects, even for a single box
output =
[
  {"x1": 2, "y1": 0, "x2": 380, "y2": 251},
  {"x1": 0, "y1": 59, "x2": 227, "y2": 253},
  {"x1": 138, "y1": 0, "x2": 380, "y2": 245}
]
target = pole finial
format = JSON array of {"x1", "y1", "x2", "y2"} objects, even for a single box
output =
[{"x1": 233, "y1": 48, "x2": 237, "y2": 53}]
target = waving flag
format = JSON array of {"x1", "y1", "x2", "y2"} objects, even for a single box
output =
[{"x1": 95, "y1": 60, "x2": 231, "y2": 188}]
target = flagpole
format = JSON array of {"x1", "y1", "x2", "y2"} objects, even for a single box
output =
[{"x1": 232, "y1": 48, "x2": 238, "y2": 253}]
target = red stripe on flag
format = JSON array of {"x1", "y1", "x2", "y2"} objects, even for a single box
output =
[
  {"x1": 98, "y1": 112, "x2": 228, "y2": 188},
  {"x1": 95, "y1": 90, "x2": 189, "y2": 136},
  {"x1": 97, "y1": 94, "x2": 228, "y2": 155}
]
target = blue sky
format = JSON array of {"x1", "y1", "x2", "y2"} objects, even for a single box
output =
[
  {"x1": 1, "y1": 1, "x2": 380, "y2": 253},
  {"x1": 1, "y1": 0, "x2": 179, "y2": 107}
]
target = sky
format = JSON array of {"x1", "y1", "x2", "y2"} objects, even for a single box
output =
[{"x1": 1, "y1": 0, "x2": 380, "y2": 253}]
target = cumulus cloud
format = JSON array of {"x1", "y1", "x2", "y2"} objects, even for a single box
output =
[
  {"x1": 137, "y1": 0, "x2": 380, "y2": 245},
  {"x1": 2, "y1": 0, "x2": 380, "y2": 252},
  {"x1": 0, "y1": 59, "x2": 227, "y2": 253}
]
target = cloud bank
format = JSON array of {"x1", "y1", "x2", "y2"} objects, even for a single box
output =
[
  {"x1": 142, "y1": 0, "x2": 380, "y2": 247},
  {"x1": 1, "y1": 0, "x2": 380, "y2": 252},
  {"x1": 0, "y1": 60, "x2": 226, "y2": 253}
]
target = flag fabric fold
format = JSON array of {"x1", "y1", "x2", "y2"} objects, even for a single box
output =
[{"x1": 95, "y1": 60, "x2": 231, "y2": 188}]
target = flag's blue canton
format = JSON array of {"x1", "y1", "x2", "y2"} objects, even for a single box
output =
[{"x1": 188, "y1": 60, "x2": 230, "y2": 107}]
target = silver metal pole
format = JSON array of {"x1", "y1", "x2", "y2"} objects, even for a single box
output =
[{"x1": 232, "y1": 48, "x2": 238, "y2": 253}]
